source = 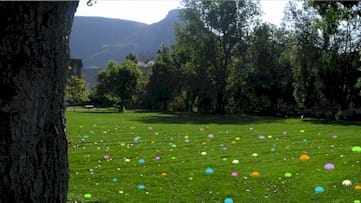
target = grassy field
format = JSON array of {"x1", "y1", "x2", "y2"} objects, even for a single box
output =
[{"x1": 66, "y1": 108, "x2": 361, "y2": 202}]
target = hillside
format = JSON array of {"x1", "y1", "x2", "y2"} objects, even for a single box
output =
[{"x1": 70, "y1": 9, "x2": 180, "y2": 70}]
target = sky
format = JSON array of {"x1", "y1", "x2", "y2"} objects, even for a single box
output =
[{"x1": 75, "y1": 0, "x2": 289, "y2": 26}]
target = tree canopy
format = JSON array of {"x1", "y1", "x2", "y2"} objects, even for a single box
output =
[
  {"x1": 90, "y1": 0, "x2": 361, "y2": 120},
  {"x1": 94, "y1": 59, "x2": 143, "y2": 111},
  {"x1": 66, "y1": 75, "x2": 89, "y2": 110}
]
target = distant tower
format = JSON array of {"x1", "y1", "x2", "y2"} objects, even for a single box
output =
[{"x1": 69, "y1": 58, "x2": 83, "y2": 78}]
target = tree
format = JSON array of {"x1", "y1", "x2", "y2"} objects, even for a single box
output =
[
  {"x1": 95, "y1": 59, "x2": 142, "y2": 112},
  {"x1": 358, "y1": 50, "x2": 361, "y2": 96},
  {"x1": 180, "y1": 0, "x2": 260, "y2": 113},
  {"x1": 65, "y1": 75, "x2": 90, "y2": 111},
  {"x1": 357, "y1": 72, "x2": 361, "y2": 95},
  {"x1": 173, "y1": 7, "x2": 218, "y2": 112},
  {"x1": 309, "y1": 1, "x2": 361, "y2": 118},
  {"x1": 282, "y1": 1, "x2": 323, "y2": 112},
  {"x1": 236, "y1": 23, "x2": 295, "y2": 114},
  {"x1": 0, "y1": 1, "x2": 78, "y2": 202},
  {"x1": 125, "y1": 53, "x2": 138, "y2": 64},
  {"x1": 171, "y1": 44, "x2": 199, "y2": 112},
  {"x1": 146, "y1": 44, "x2": 178, "y2": 111},
  {"x1": 284, "y1": 1, "x2": 361, "y2": 118}
]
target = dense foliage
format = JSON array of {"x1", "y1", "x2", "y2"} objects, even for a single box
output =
[
  {"x1": 66, "y1": 75, "x2": 90, "y2": 110},
  {"x1": 91, "y1": 0, "x2": 361, "y2": 120},
  {"x1": 93, "y1": 59, "x2": 143, "y2": 111}
]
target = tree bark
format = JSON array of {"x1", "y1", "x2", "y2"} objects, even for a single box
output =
[{"x1": 0, "y1": 2, "x2": 78, "y2": 202}]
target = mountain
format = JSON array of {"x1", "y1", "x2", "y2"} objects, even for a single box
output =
[
  {"x1": 123, "y1": 9, "x2": 181, "y2": 59},
  {"x1": 70, "y1": 9, "x2": 181, "y2": 70},
  {"x1": 70, "y1": 17, "x2": 147, "y2": 69}
]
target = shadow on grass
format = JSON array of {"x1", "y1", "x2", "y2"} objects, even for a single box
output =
[
  {"x1": 132, "y1": 112, "x2": 286, "y2": 125},
  {"x1": 73, "y1": 108, "x2": 167, "y2": 114},
  {"x1": 301, "y1": 118, "x2": 361, "y2": 126},
  {"x1": 72, "y1": 107, "x2": 121, "y2": 114},
  {"x1": 76, "y1": 110, "x2": 120, "y2": 114},
  {"x1": 70, "y1": 108, "x2": 360, "y2": 126},
  {"x1": 134, "y1": 111, "x2": 360, "y2": 126}
]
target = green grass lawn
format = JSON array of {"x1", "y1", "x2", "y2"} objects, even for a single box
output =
[{"x1": 66, "y1": 108, "x2": 361, "y2": 203}]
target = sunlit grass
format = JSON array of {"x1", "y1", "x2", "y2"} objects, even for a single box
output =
[{"x1": 66, "y1": 108, "x2": 361, "y2": 202}]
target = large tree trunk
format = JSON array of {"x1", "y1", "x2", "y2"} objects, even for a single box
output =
[{"x1": 0, "y1": 2, "x2": 78, "y2": 202}]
